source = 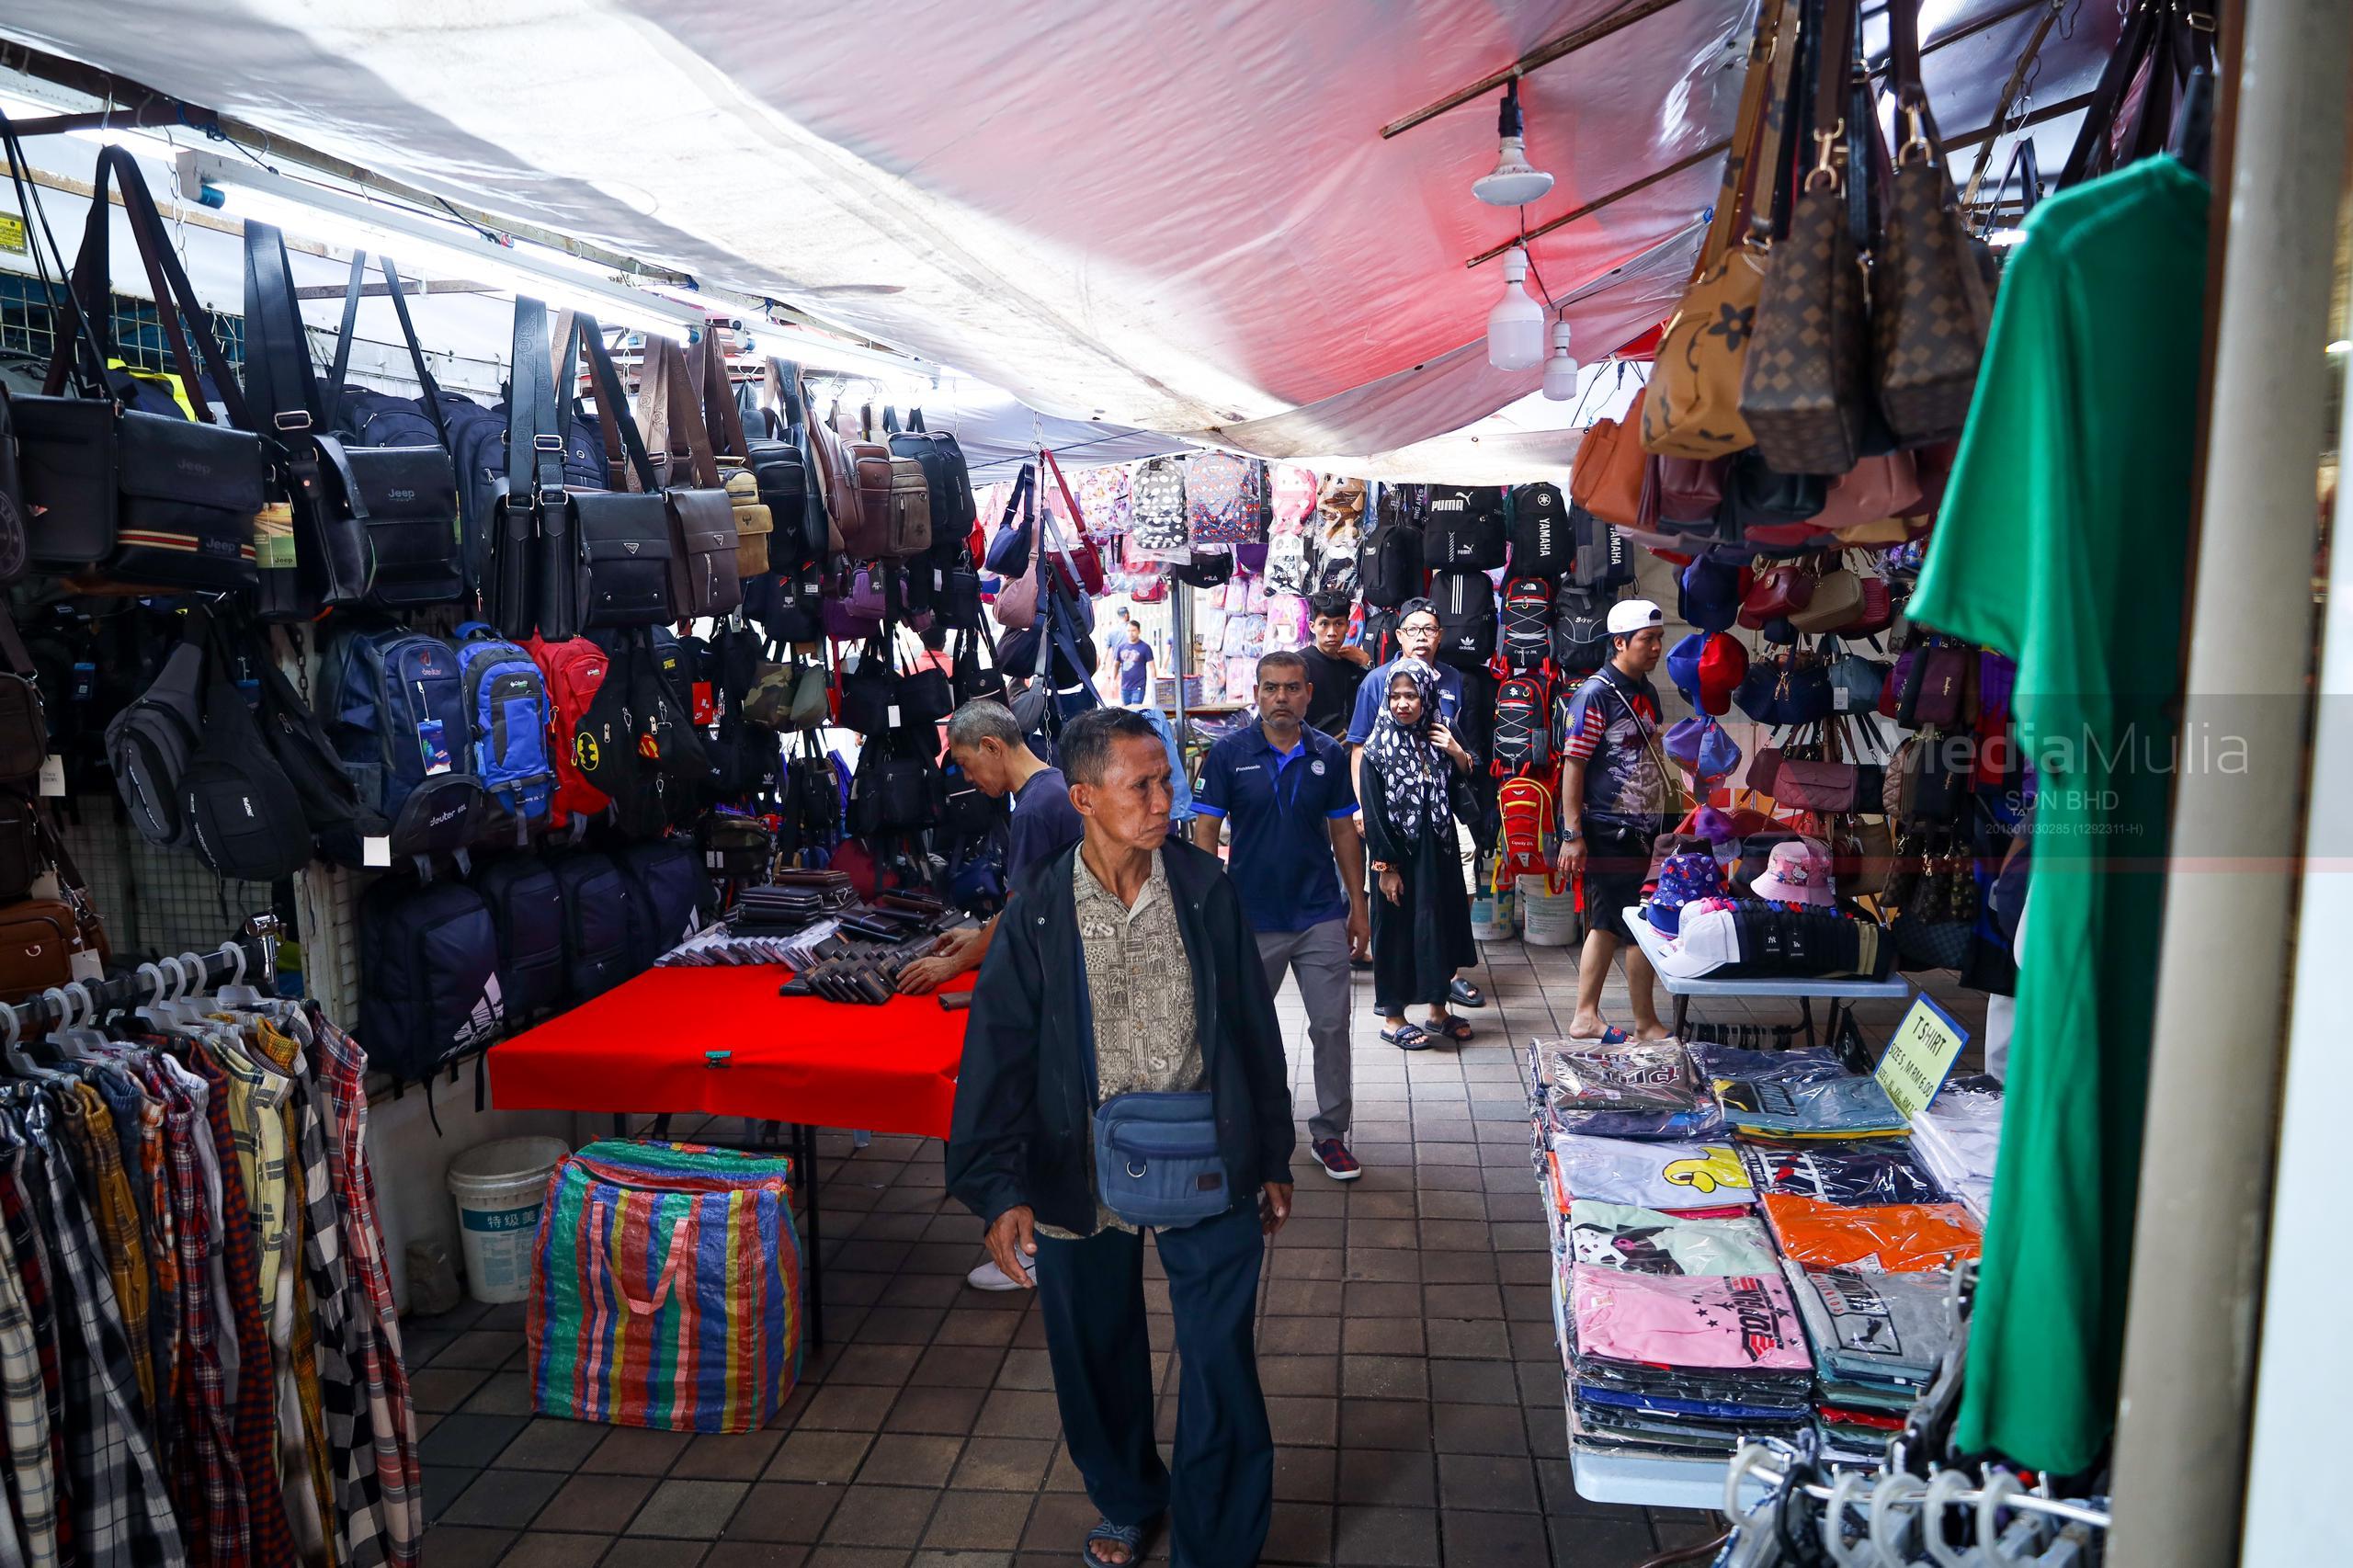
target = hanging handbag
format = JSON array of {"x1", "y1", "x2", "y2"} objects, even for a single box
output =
[
  {"x1": 1738, "y1": 564, "x2": 1815, "y2": 628},
  {"x1": 9, "y1": 141, "x2": 263, "y2": 589},
  {"x1": 1741, "y1": 0, "x2": 1872, "y2": 477},
  {"x1": 1570, "y1": 389, "x2": 1654, "y2": 529},
  {"x1": 1654, "y1": 455, "x2": 1730, "y2": 528},
  {"x1": 984, "y1": 465, "x2": 1038, "y2": 576},
  {"x1": 688, "y1": 335, "x2": 773, "y2": 580},
  {"x1": 1789, "y1": 566, "x2": 1865, "y2": 633},
  {"x1": 1810, "y1": 451, "x2": 1924, "y2": 537},
  {"x1": 1872, "y1": 0, "x2": 1995, "y2": 446},
  {"x1": 632, "y1": 335, "x2": 743, "y2": 619},
  {"x1": 951, "y1": 626, "x2": 1008, "y2": 709},
  {"x1": 1832, "y1": 817, "x2": 1894, "y2": 898},
  {"x1": 1041, "y1": 450, "x2": 1109, "y2": 597},
  {"x1": 1772, "y1": 757, "x2": 1859, "y2": 813},
  {"x1": 1719, "y1": 449, "x2": 1829, "y2": 547},
  {"x1": 566, "y1": 316, "x2": 680, "y2": 631},
  {"x1": 1643, "y1": 0, "x2": 1802, "y2": 460}
]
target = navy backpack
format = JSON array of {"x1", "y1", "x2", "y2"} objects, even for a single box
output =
[
  {"x1": 551, "y1": 851, "x2": 631, "y2": 1002},
  {"x1": 617, "y1": 840, "x2": 708, "y2": 971},
  {"x1": 359, "y1": 877, "x2": 504, "y2": 1083},
  {"x1": 322, "y1": 624, "x2": 488, "y2": 860},
  {"x1": 473, "y1": 856, "x2": 566, "y2": 1023}
]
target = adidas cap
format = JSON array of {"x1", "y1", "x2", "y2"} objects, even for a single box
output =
[{"x1": 1605, "y1": 598, "x2": 1665, "y2": 636}]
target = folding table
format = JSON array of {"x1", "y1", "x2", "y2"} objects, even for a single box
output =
[{"x1": 1623, "y1": 908, "x2": 1913, "y2": 1048}]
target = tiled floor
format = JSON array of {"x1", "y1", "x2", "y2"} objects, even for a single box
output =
[{"x1": 411, "y1": 931, "x2": 1984, "y2": 1567}]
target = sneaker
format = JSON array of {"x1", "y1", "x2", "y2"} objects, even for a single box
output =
[
  {"x1": 966, "y1": 1257, "x2": 1030, "y2": 1290},
  {"x1": 1311, "y1": 1139, "x2": 1363, "y2": 1181}
]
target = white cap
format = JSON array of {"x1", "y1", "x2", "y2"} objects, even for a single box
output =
[{"x1": 1606, "y1": 598, "x2": 1665, "y2": 635}]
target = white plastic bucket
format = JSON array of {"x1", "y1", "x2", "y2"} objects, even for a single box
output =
[
  {"x1": 1518, "y1": 873, "x2": 1582, "y2": 948},
  {"x1": 448, "y1": 1136, "x2": 571, "y2": 1304}
]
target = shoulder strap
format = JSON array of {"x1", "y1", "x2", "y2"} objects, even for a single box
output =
[
  {"x1": 576, "y1": 318, "x2": 665, "y2": 494},
  {"x1": 241, "y1": 221, "x2": 324, "y2": 436},
  {"x1": 1699, "y1": 0, "x2": 1789, "y2": 270},
  {"x1": 325, "y1": 249, "x2": 368, "y2": 414},
  {"x1": 641, "y1": 335, "x2": 721, "y2": 487},
  {"x1": 693, "y1": 335, "x2": 751, "y2": 462},
  {"x1": 908, "y1": 408, "x2": 927, "y2": 433},
  {"x1": 506, "y1": 298, "x2": 565, "y2": 514}
]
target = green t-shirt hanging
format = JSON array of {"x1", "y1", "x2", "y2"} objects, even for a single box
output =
[{"x1": 1906, "y1": 155, "x2": 2208, "y2": 1476}]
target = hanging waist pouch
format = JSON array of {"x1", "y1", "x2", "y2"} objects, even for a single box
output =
[{"x1": 1093, "y1": 1090, "x2": 1230, "y2": 1230}]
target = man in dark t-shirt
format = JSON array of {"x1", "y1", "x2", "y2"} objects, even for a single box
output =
[
  {"x1": 1298, "y1": 589, "x2": 1369, "y2": 737},
  {"x1": 1113, "y1": 623, "x2": 1154, "y2": 705}
]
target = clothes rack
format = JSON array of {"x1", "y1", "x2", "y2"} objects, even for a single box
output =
[
  {"x1": 1729, "y1": 1448, "x2": 2112, "y2": 1533},
  {"x1": 3, "y1": 912, "x2": 281, "y2": 1036}
]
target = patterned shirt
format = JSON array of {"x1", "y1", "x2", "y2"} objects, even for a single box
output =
[
  {"x1": 0, "y1": 1149, "x2": 59, "y2": 1568},
  {"x1": 1041, "y1": 849, "x2": 1201, "y2": 1240}
]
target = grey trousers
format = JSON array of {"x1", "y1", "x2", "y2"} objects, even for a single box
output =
[{"x1": 1256, "y1": 918, "x2": 1354, "y2": 1144}]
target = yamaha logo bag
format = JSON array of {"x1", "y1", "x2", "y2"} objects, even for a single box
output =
[{"x1": 1506, "y1": 482, "x2": 1573, "y2": 578}]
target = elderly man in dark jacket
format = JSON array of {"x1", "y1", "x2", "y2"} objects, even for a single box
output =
[{"x1": 947, "y1": 706, "x2": 1295, "y2": 1568}]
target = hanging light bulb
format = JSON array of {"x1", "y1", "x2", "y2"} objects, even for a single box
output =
[
  {"x1": 1487, "y1": 247, "x2": 1546, "y2": 370},
  {"x1": 1472, "y1": 80, "x2": 1556, "y2": 207},
  {"x1": 1540, "y1": 319, "x2": 1579, "y2": 400}
]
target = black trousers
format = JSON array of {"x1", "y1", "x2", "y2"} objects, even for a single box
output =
[{"x1": 1034, "y1": 1201, "x2": 1272, "y2": 1568}]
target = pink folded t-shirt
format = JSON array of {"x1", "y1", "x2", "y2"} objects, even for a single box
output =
[{"x1": 1570, "y1": 1263, "x2": 1813, "y2": 1371}]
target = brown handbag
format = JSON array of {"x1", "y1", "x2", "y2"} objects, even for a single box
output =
[
  {"x1": 1642, "y1": 0, "x2": 1800, "y2": 460},
  {"x1": 798, "y1": 384, "x2": 854, "y2": 558},
  {"x1": 1872, "y1": 0, "x2": 1993, "y2": 445},
  {"x1": 1811, "y1": 451, "x2": 1925, "y2": 537},
  {"x1": 1834, "y1": 816, "x2": 1895, "y2": 898},
  {"x1": 1773, "y1": 757, "x2": 1859, "y2": 813},
  {"x1": 1789, "y1": 567, "x2": 1864, "y2": 632},
  {"x1": 1740, "y1": 0, "x2": 1871, "y2": 477},
  {"x1": 1737, "y1": 563, "x2": 1814, "y2": 628},
  {"x1": 1570, "y1": 390, "x2": 1653, "y2": 529},
  {"x1": 688, "y1": 336, "x2": 775, "y2": 578},
  {"x1": 1654, "y1": 456, "x2": 1729, "y2": 526},
  {"x1": 843, "y1": 404, "x2": 898, "y2": 561},
  {"x1": 631, "y1": 336, "x2": 743, "y2": 619}
]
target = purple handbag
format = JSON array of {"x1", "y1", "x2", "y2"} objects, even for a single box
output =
[{"x1": 824, "y1": 567, "x2": 886, "y2": 642}]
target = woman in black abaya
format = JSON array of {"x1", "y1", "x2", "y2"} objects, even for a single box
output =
[{"x1": 1360, "y1": 659, "x2": 1478, "y2": 1050}]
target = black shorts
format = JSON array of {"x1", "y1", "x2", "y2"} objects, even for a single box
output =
[{"x1": 1580, "y1": 820, "x2": 1660, "y2": 942}]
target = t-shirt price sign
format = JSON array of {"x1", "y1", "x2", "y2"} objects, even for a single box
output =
[{"x1": 1875, "y1": 994, "x2": 1971, "y2": 1122}]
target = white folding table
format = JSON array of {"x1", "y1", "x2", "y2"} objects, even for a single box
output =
[{"x1": 1624, "y1": 908, "x2": 1913, "y2": 1047}]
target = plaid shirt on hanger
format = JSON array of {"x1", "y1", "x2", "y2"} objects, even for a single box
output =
[
  {"x1": 60, "y1": 1085, "x2": 157, "y2": 1425},
  {"x1": 290, "y1": 1064, "x2": 367, "y2": 1568},
  {"x1": 21, "y1": 1099, "x2": 186, "y2": 1566},
  {"x1": 312, "y1": 1016, "x2": 419, "y2": 1568},
  {"x1": 199, "y1": 1064, "x2": 300, "y2": 1568},
  {"x1": 163, "y1": 1083, "x2": 248, "y2": 1568},
  {"x1": 0, "y1": 1146, "x2": 62, "y2": 1568},
  {"x1": 0, "y1": 1130, "x2": 72, "y2": 1567}
]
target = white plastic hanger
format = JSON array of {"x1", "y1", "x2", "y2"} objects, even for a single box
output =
[
  {"x1": 1823, "y1": 1470, "x2": 1878, "y2": 1568},
  {"x1": 1, "y1": 1001, "x2": 40, "y2": 1076},
  {"x1": 132, "y1": 962, "x2": 178, "y2": 1034},
  {"x1": 55, "y1": 982, "x2": 110, "y2": 1055},
  {"x1": 212, "y1": 941, "x2": 268, "y2": 1011},
  {"x1": 39, "y1": 987, "x2": 91, "y2": 1062},
  {"x1": 1924, "y1": 1467, "x2": 1984, "y2": 1568},
  {"x1": 1870, "y1": 1471, "x2": 1930, "y2": 1568}
]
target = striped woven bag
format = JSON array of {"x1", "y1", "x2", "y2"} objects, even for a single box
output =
[{"x1": 528, "y1": 1139, "x2": 803, "y2": 1433}]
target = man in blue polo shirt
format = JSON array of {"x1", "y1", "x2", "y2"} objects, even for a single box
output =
[{"x1": 1193, "y1": 650, "x2": 1370, "y2": 1179}]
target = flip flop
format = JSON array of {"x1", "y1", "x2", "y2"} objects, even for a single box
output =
[
  {"x1": 1428, "y1": 1015, "x2": 1474, "y2": 1043},
  {"x1": 1570, "y1": 1026, "x2": 1632, "y2": 1044},
  {"x1": 1381, "y1": 1023, "x2": 1438, "y2": 1051},
  {"x1": 1085, "y1": 1518, "x2": 1148, "y2": 1565}
]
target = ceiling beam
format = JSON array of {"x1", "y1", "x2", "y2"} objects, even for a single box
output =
[{"x1": 1380, "y1": 0, "x2": 1699, "y2": 139}]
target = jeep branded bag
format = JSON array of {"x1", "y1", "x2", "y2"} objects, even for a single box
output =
[
  {"x1": 473, "y1": 856, "x2": 567, "y2": 1021},
  {"x1": 323, "y1": 624, "x2": 489, "y2": 858},
  {"x1": 305, "y1": 244, "x2": 468, "y2": 608},
  {"x1": 1426, "y1": 486, "x2": 1506, "y2": 570},
  {"x1": 1431, "y1": 570, "x2": 1496, "y2": 669},
  {"x1": 1506, "y1": 482, "x2": 1573, "y2": 577},
  {"x1": 568, "y1": 314, "x2": 681, "y2": 629},
  {"x1": 359, "y1": 877, "x2": 504, "y2": 1083},
  {"x1": 623, "y1": 334, "x2": 740, "y2": 619},
  {"x1": 1499, "y1": 576, "x2": 1554, "y2": 671},
  {"x1": 9, "y1": 142, "x2": 263, "y2": 589}
]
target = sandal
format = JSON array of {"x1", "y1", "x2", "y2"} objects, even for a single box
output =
[
  {"x1": 1381, "y1": 1023, "x2": 1437, "y2": 1051},
  {"x1": 1427, "y1": 1015, "x2": 1473, "y2": 1043},
  {"x1": 1572, "y1": 1026, "x2": 1632, "y2": 1045},
  {"x1": 1449, "y1": 978, "x2": 1487, "y2": 1008},
  {"x1": 1085, "y1": 1518, "x2": 1148, "y2": 1565}
]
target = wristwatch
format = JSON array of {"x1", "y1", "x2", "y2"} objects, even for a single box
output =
[{"x1": 1559, "y1": 828, "x2": 1582, "y2": 843}]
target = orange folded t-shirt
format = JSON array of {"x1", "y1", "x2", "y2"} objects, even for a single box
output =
[{"x1": 1761, "y1": 1193, "x2": 1982, "y2": 1273}]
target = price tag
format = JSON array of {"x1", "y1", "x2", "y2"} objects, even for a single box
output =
[
  {"x1": 362, "y1": 836, "x2": 392, "y2": 869},
  {"x1": 1874, "y1": 994, "x2": 1970, "y2": 1121},
  {"x1": 70, "y1": 950, "x2": 103, "y2": 983},
  {"x1": 1833, "y1": 687, "x2": 1850, "y2": 711},
  {"x1": 887, "y1": 705, "x2": 902, "y2": 727},
  {"x1": 37, "y1": 756, "x2": 64, "y2": 797},
  {"x1": 28, "y1": 872, "x2": 58, "y2": 902}
]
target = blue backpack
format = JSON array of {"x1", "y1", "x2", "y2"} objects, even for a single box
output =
[
  {"x1": 323, "y1": 625, "x2": 488, "y2": 860},
  {"x1": 453, "y1": 623, "x2": 556, "y2": 835}
]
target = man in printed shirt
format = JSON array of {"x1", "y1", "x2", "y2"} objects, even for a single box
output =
[
  {"x1": 1553, "y1": 598, "x2": 1673, "y2": 1040},
  {"x1": 948, "y1": 707, "x2": 1294, "y2": 1568}
]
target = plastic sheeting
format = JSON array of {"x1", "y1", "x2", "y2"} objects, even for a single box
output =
[{"x1": 0, "y1": 0, "x2": 2122, "y2": 474}]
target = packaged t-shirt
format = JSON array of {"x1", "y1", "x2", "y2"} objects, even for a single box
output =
[
  {"x1": 1550, "y1": 1134, "x2": 1756, "y2": 1210},
  {"x1": 1570, "y1": 1264, "x2": 1812, "y2": 1372},
  {"x1": 1745, "y1": 1141, "x2": 1946, "y2": 1207},
  {"x1": 1714, "y1": 1074, "x2": 1909, "y2": 1138},
  {"x1": 1783, "y1": 1262, "x2": 1956, "y2": 1383},
  {"x1": 1760, "y1": 1194, "x2": 1983, "y2": 1274},
  {"x1": 1568, "y1": 1202, "x2": 1779, "y2": 1277}
]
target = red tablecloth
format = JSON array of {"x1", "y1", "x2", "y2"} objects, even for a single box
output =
[{"x1": 489, "y1": 964, "x2": 972, "y2": 1139}]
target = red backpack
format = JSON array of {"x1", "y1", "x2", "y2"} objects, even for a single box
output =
[
  {"x1": 1497, "y1": 772, "x2": 1555, "y2": 881},
  {"x1": 1490, "y1": 671, "x2": 1552, "y2": 778},
  {"x1": 527, "y1": 635, "x2": 613, "y2": 827}
]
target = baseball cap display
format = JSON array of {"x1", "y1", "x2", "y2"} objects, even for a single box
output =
[
  {"x1": 1662, "y1": 716, "x2": 1740, "y2": 789},
  {"x1": 1751, "y1": 839, "x2": 1836, "y2": 906},
  {"x1": 1648, "y1": 849, "x2": 1730, "y2": 935},
  {"x1": 1666, "y1": 631, "x2": 1749, "y2": 716},
  {"x1": 1605, "y1": 597, "x2": 1664, "y2": 636}
]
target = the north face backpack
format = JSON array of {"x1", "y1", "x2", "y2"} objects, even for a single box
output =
[
  {"x1": 1552, "y1": 585, "x2": 1615, "y2": 676},
  {"x1": 1489, "y1": 671, "x2": 1551, "y2": 778},
  {"x1": 1506, "y1": 482, "x2": 1574, "y2": 578},
  {"x1": 453, "y1": 624, "x2": 556, "y2": 837},
  {"x1": 526, "y1": 635, "x2": 613, "y2": 829},
  {"x1": 1129, "y1": 457, "x2": 1188, "y2": 554},
  {"x1": 1184, "y1": 451, "x2": 1258, "y2": 546},
  {"x1": 321, "y1": 625, "x2": 488, "y2": 859},
  {"x1": 1499, "y1": 576, "x2": 1554, "y2": 671},
  {"x1": 1357, "y1": 517, "x2": 1426, "y2": 608},
  {"x1": 551, "y1": 851, "x2": 631, "y2": 1001},
  {"x1": 1426, "y1": 486, "x2": 1506, "y2": 570},
  {"x1": 473, "y1": 856, "x2": 566, "y2": 1023},
  {"x1": 617, "y1": 839, "x2": 709, "y2": 971},
  {"x1": 359, "y1": 877, "x2": 504, "y2": 1083},
  {"x1": 1497, "y1": 772, "x2": 1556, "y2": 880},
  {"x1": 1430, "y1": 570, "x2": 1497, "y2": 669}
]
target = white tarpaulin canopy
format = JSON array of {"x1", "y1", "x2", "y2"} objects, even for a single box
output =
[{"x1": 0, "y1": 0, "x2": 2120, "y2": 479}]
